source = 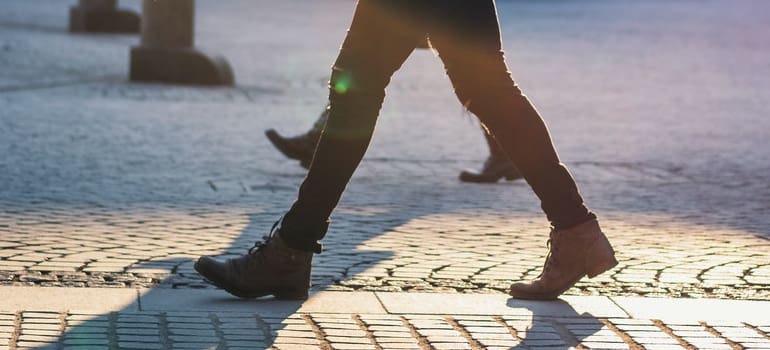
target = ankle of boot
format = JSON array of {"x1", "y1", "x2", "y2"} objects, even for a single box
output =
[
  {"x1": 552, "y1": 213, "x2": 597, "y2": 232},
  {"x1": 277, "y1": 217, "x2": 327, "y2": 254},
  {"x1": 275, "y1": 231, "x2": 322, "y2": 254}
]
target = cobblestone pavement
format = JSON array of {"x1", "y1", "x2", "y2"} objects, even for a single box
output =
[
  {"x1": 2, "y1": 0, "x2": 770, "y2": 309},
  {"x1": 2, "y1": 309, "x2": 770, "y2": 350},
  {"x1": 1, "y1": 207, "x2": 769, "y2": 300}
]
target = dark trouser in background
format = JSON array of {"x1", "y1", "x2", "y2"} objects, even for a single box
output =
[
  {"x1": 309, "y1": 105, "x2": 510, "y2": 162},
  {"x1": 286, "y1": 104, "x2": 521, "y2": 182},
  {"x1": 281, "y1": 0, "x2": 594, "y2": 252}
]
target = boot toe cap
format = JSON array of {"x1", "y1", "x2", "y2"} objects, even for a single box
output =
[
  {"x1": 194, "y1": 256, "x2": 228, "y2": 282},
  {"x1": 508, "y1": 281, "x2": 560, "y2": 300}
]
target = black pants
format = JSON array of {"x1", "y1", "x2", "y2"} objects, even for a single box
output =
[{"x1": 281, "y1": 0, "x2": 594, "y2": 253}]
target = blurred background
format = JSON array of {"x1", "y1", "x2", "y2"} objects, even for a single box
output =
[{"x1": 2, "y1": 0, "x2": 769, "y2": 234}]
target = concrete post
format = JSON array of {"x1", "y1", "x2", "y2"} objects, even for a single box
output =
[
  {"x1": 129, "y1": 0, "x2": 234, "y2": 86},
  {"x1": 69, "y1": 0, "x2": 140, "y2": 33}
]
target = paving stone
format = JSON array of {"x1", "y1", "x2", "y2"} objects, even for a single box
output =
[
  {"x1": 462, "y1": 327, "x2": 509, "y2": 334},
  {"x1": 65, "y1": 326, "x2": 109, "y2": 334},
  {"x1": 20, "y1": 324, "x2": 59, "y2": 331},
  {"x1": 19, "y1": 329, "x2": 60, "y2": 337},
  {"x1": 431, "y1": 342, "x2": 472, "y2": 350},
  {"x1": 643, "y1": 345, "x2": 691, "y2": 350},
  {"x1": 580, "y1": 341, "x2": 631, "y2": 349},
  {"x1": 62, "y1": 338, "x2": 109, "y2": 346},
  {"x1": 117, "y1": 328, "x2": 161, "y2": 336},
  {"x1": 117, "y1": 341, "x2": 163, "y2": 349},
  {"x1": 625, "y1": 330, "x2": 677, "y2": 339},
  {"x1": 167, "y1": 335, "x2": 219, "y2": 343},
  {"x1": 17, "y1": 334, "x2": 61, "y2": 343},
  {"x1": 14, "y1": 341, "x2": 58, "y2": 349},
  {"x1": 270, "y1": 344, "x2": 319, "y2": 350},
  {"x1": 171, "y1": 342, "x2": 222, "y2": 349},
  {"x1": 271, "y1": 336, "x2": 319, "y2": 345},
  {"x1": 521, "y1": 339, "x2": 568, "y2": 347}
]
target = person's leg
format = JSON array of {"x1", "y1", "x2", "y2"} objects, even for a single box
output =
[
  {"x1": 429, "y1": 0, "x2": 616, "y2": 299},
  {"x1": 279, "y1": 0, "x2": 427, "y2": 252},
  {"x1": 265, "y1": 106, "x2": 328, "y2": 168},
  {"x1": 430, "y1": 0, "x2": 590, "y2": 229},
  {"x1": 458, "y1": 126, "x2": 522, "y2": 183},
  {"x1": 195, "y1": 0, "x2": 425, "y2": 299}
]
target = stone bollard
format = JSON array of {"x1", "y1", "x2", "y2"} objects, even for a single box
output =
[
  {"x1": 129, "y1": 0, "x2": 234, "y2": 86},
  {"x1": 69, "y1": 0, "x2": 140, "y2": 33}
]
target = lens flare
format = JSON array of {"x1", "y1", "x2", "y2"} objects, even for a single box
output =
[{"x1": 333, "y1": 72, "x2": 352, "y2": 94}]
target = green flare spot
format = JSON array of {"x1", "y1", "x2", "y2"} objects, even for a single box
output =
[{"x1": 333, "y1": 73, "x2": 351, "y2": 94}]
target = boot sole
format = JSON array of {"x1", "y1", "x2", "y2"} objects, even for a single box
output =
[
  {"x1": 510, "y1": 236, "x2": 618, "y2": 300},
  {"x1": 194, "y1": 261, "x2": 309, "y2": 301},
  {"x1": 510, "y1": 260, "x2": 618, "y2": 300}
]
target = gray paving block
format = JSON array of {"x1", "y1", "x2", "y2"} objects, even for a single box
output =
[
  {"x1": 0, "y1": 286, "x2": 138, "y2": 312},
  {"x1": 376, "y1": 292, "x2": 629, "y2": 318},
  {"x1": 137, "y1": 289, "x2": 386, "y2": 314},
  {"x1": 611, "y1": 297, "x2": 770, "y2": 324}
]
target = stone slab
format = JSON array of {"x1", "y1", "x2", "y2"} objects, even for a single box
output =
[
  {"x1": 0, "y1": 287, "x2": 139, "y2": 312},
  {"x1": 611, "y1": 296, "x2": 770, "y2": 323},
  {"x1": 138, "y1": 289, "x2": 386, "y2": 315},
  {"x1": 375, "y1": 292, "x2": 630, "y2": 318}
]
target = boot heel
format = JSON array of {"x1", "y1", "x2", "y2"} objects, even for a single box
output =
[{"x1": 585, "y1": 236, "x2": 618, "y2": 278}]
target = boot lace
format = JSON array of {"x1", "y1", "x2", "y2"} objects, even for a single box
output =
[
  {"x1": 248, "y1": 219, "x2": 281, "y2": 255},
  {"x1": 539, "y1": 229, "x2": 559, "y2": 277}
]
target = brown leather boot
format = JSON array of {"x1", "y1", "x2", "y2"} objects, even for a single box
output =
[
  {"x1": 509, "y1": 219, "x2": 617, "y2": 300},
  {"x1": 194, "y1": 230, "x2": 313, "y2": 300}
]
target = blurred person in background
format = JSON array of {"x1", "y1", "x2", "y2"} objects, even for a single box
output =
[{"x1": 265, "y1": 100, "x2": 522, "y2": 183}]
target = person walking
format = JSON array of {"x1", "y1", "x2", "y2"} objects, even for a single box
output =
[
  {"x1": 195, "y1": 0, "x2": 618, "y2": 301},
  {"x1": 265, "y1": 104, "x2": 522, "y2": 183}
]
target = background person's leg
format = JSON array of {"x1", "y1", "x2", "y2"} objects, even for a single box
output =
[
  {"x1": 279, "y1": 0, "x2": 426, "y2": 252},
  {"x1": 265, "y1": 106, "x2": 329, "y2": 168},
  {"x1": 458, "y1": 126, "x2": 522, "y2": 183}
]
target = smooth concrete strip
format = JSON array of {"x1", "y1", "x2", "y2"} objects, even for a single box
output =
[
  {"x1": 138, "y1": 289, "x2": 386, "y2": 315},
  {"x1": 611, "y1": 296, "x2": 770, "y2": 323},
  {"x1": 375, "y1": 292, "x2": 629, "y2": 318},
  {"x1": 0, "y1": 287, "x2": 139, "y2": 312}
]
